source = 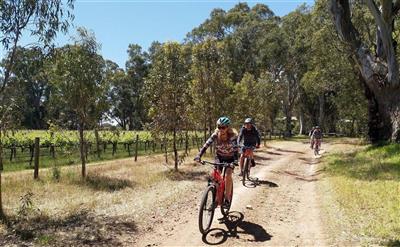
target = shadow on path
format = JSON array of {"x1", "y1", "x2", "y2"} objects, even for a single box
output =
[
  {"x1": 242, "y1": 177, "x2": 279, "y2": 188},
  {"x1": 202, "y1": 211, "x2": 272, "y2": 245},
  {"x1": 257, "y1": 150, "x2": 282, "y2": 156},
  {"x1": 274, "y1": 148, "x2": 304, "y2": 154}
]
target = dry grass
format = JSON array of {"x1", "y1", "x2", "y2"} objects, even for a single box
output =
[{"x1": 0, "y1": 150, "x2": 210, "y2": 246}]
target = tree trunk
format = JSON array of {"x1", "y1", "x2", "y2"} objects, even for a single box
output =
[
  {"x1": 0, "y1": 128, "x2": 4, "y2": 219},
  {"x1": 331, "y1": 0, "x2": 400, "y2": 142},
  {"x1": 270, "y1": 116, "x2": 275, "y2": 139},
  {"x1": 352, "y1": 71, "x2": 392, "y2": 142},
  {"x1": 208, "y1": 117, "x2": 213, "y2": 154},
  {"x1": 173, "y1": 129, "x2": 178, "y2": 171},
  {"x1": 203, "y1": 121, "x2": 207, "y2": 144},
  {"x1": 299, "y1": 110, "x2": 304, "y2": 135},
  {"x1": 163, "y1": 133, "x2": 168, "y2": 164},
  {"x1": 0, "y1": 171, "x2": 3, "y2": 219},
  {"x1": 319, "y1": 94, "x2": 325, "y2": 129},
  {"x1": 95, "y1": 128, "x2": 101, "y2": 158},
  {"x1": 377, "y1": 95, "x2": 400, "y2": 142},
  {"x1": 350, "y1": 118, "x2": 356, "y2": 137},
  {"x1": 283, "y1": 106, "x2": 292, "y2": 138},
  {"x1": 78, "y1": 123, "x2": 86, "y2": 178}
]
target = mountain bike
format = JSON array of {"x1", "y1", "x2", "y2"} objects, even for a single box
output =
[
  {"x1": 197, "y1": 160, "x2": 235, "y2": 235},
  {"x1": 241, "y1": 145, "x2": 256, "y2": 186}
]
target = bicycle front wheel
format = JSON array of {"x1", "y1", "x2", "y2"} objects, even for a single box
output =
[{"x1": 198, "y1": 185, "x2": 216, "y2": 234}]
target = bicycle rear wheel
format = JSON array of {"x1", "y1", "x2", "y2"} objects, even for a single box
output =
[
  {"x1": 220, "y1": 182, "x2": 233, "y2": 216},
  {"x1": 198, "y1": 185, "x2": 216, "y2": 234},
  {"x1": 242, "y1": 158, "x2": 249, "y2": 186}
]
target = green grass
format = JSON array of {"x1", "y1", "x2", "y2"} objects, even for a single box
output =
[{"x1": 323, "y1": 144, "x2": 400, "y2": 245}]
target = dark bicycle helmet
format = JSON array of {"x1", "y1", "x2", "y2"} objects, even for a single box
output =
[
  {"x1": 217, "y1": 116, "x2": 231, "y2": 126},
  {"x1": 244, "y1": 118, "x2": 253, "y2": 124}
]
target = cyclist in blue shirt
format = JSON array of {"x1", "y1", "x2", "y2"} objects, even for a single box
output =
[{"x1": 237, "y1": 118, "x2": 261, "y2": 176}]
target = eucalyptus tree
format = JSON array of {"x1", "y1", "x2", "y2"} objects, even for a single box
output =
[
  {"x1": 299, "y1": 0, "x2": 367, "y2": 133},
  {"x1": 125, "y1": 44, "x2": 149, "y2": 129},
  {"x1": 0, "y1": 0, "x2": 74, "y2": 96},
  {"x1": 189, "y1": 39, "x2": 233, "y2": 140},
  {"x1": 275, "y1": 6, "x2": 312, "y2": 137},
  {"x1": 49, "y1": 28, "x2": 106, "y2": 178},
  {"x1": 331, "y1": 0, "x2": 400, "y2": 142},
  {"x1": 232, "y1": 73, "x2": 260, "y2": 125},
  {"x1": 145, "y1": 42, "x2": 190, "y2": 171},
  {"x1": 187, "y1": 3, "x2": 276, "y2": 82},
  {"x1": 106, "y1": 61, "x2": 130, "y2": 129},
  {"x1": 9, "y1": 47, "x2": 50, "y2": 129},
  {"x1": 0, "y1": 0, "x2": 74, "y2": 217}
]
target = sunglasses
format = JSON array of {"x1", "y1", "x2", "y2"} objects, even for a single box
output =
[{"x1": 218, "y1": 126, "x2": 227, "y2": 130}]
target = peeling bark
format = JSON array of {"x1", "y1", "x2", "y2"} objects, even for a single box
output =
[{"x1": 331, "y1": 0, "x2": 400, "y2": 142}]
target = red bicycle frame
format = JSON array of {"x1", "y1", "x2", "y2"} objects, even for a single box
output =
[
  {"x1": 210, "y1": 167, "x2": 226, "y2": 206},
  {"x1": 243, "y1": 148, "x2": 254, "y2": 159}
]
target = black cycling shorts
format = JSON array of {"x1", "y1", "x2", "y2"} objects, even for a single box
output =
[{"x1": 215, "y1": 156, "x2": 235, "y2": 172}]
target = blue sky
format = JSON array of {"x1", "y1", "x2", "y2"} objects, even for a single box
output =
[{"x1": 3, "y1": 0, "x2": 315, "y2": 69}]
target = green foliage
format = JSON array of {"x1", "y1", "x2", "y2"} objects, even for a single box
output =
[
  {"x1": 51, "y1": 166, "x2": 61, "y2": 181},
  {"x1": 0, "y1": 0, "x2": 73, "y2": 50},
  {"x1": 0, "y1": 0, "x2": 74, "y2": 132},
  {"x1": 107, "y1": 44, "x2": 148, "y2": 130},
  {"x1": 49, "y1": 28, "x2": 107, "y2": 128},
  {"x1": 0, "y1": 1, "x2": 372, "y2": 143},
  {"x1": 232, "y1": 73, "x2": 260, "y2": 124},
  {"x1": 298, "y1": 0, "x2": 367, "y2": 133},
  {"x1": 8, "y1": 47, "x2": 50, "y2": 129},
  {"x1": 17, "y1": 191, "x2": 36, "y2": 220},
  {"x1": 189, "y1": 39, "x2": 234, "y2": 130},
  {"x1": 145, "y1": 42, "x2": 191, "y2": 169},
  {"x1": 145, "y1": 42, "x2": 190, "y2": 135}
]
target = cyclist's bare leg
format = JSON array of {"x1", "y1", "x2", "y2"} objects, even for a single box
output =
[
  {"x1": 249, "y1": 154, "x2": 254, "y2": 168},
  {"x1": 225, "y1": 168, "x2": 233, "y2": 200},
  {"x1": 239, "y1": 154, "x2": 244, "y2": 173}
]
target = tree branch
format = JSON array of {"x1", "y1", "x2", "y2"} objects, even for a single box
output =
[
  {"x1": 365, "y1": 0, "x2": 399, "y2": 86},
  {"x1": 330, "y1": 0, "x2": 360, "y2": 48},
  {"x1": 393, "y1": 0, "x2": 400, "y2": 15}
]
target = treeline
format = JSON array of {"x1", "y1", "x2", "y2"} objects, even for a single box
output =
[
  {"x1": 1, "y1": 1, "x2": 367, "y2": 135},
  {"x1": 3, "y1": 0, "x2": 384, "y2": 174}
]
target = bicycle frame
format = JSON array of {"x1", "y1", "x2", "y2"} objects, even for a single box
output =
[
  {"x1": 241, "y1": 145, "x2": 255, "y2": 164},
  {"x1": 243, "y1": 148, "x2": 254, "y2": 159},
  {"x1": 198, "y1": 160, "x2": 235, "y2": 234},
  {"x1": 210, "y1": 166, "x2": 227, "y2": 206}
]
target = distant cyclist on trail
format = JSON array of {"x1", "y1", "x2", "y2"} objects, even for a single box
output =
[
  {"x1": 311, "y1": 126, "x2": 323, "y2": 150},
  {"x1": 237, "y1": 118, "x2": 261, "y2": 176},
  {"x1": 194, "y1": 116, "x2": 238, "y2": 207}
]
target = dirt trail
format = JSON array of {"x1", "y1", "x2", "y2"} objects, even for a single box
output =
[{"x1": 135, "y1": 141, "x2": 331, "y2": 246}]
